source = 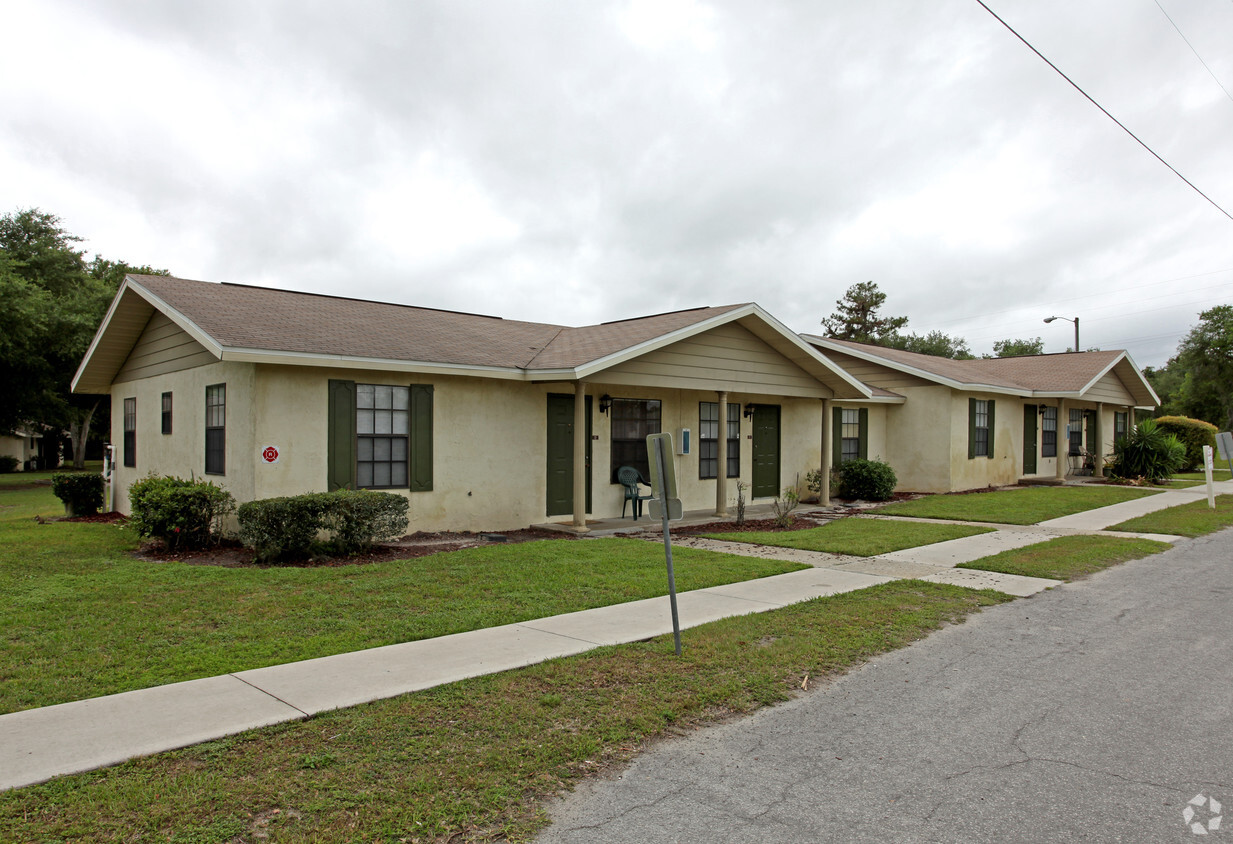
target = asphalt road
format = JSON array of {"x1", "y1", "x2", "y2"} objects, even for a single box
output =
[{"x1": 538, "y1": 528, "x2": 1233, "y2": 843}]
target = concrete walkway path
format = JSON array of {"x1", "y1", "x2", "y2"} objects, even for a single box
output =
[{"x1": 1, "y1": 480, "x2": 1226, "y2": 792}]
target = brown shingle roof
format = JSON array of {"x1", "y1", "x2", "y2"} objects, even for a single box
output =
[
  {"x1": 134, "y1": 275, "x2": 746, "y2": 371},
  {"x1": 814, "y1": 337, "x2": 1137, "y2": 394}
]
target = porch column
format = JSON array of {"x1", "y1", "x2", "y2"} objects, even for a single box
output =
[
  {"x1": 1055, "y1": 398, "x2": 1067, "y2": 481},
  {"x1": 715, "y1": 391, "x2": 730, "y2": 518},
  {"x1": 820, "y1": 398, "x2": 832, "y2": 506},
  {"x1": 1094, "y1": 402, "x2": 1105, "y2": 478},
  {"x1": 573, "y1": 380, "x2": 589, "y2": 533}
]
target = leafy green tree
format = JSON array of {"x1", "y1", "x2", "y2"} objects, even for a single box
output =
[
  {"x1": 884, "y1": 330, "x2": 974, "y2": 359},
  {"x1": 821, "y1": 281, "x2": 908, "y2": 343},
  {"x1": 0, "y1": 209, "x2": 167, "y2": 468},
  {"x1": 1169, "y1": 305, "x2": 1233, "y2": 430},
  {"x1": 992, "y1": 337, "x2": 1044, "y2": 357}
]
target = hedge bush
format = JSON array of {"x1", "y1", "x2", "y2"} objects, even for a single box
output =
[
  {"x1": 838, "y1": 458, "x2": 898, "y2": 501},
  {"x1": 1110, "y1": 419, "x2": 1187, "y2": 483},
  {"x1": 51, "y1": 472, "x2": 104, "y2": 516},
  {"x1": 0, "y1": 455, "x2": 18, "y2": 473},
  {"x1": 128, "y1": 475, "x2": 235, "y2": 551},
  {"x1": 238, "y1": 489, "x2": 409, "y2": 563},
  {"x1": 1155, "y1": 415, "x2": 1218, "y2": 471}
]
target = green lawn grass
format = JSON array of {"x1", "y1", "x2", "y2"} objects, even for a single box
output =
[
  {"x1": 0, "y1": 580, "x2": 1011, "y2": 843},
  {"x1": 871, "y1": 485, "x2": 1159, "y2": 525},
  {"x1": 0, "y1": 484, "x2": 806, "y2": 714},
  {"x1": 958, "y1": 535, "x2": 1172, "y2": 581},
  {"x1": 704, "y1": 518, "x2": 992, "y2": 556},
  {"x1": 1175, "y1": 468, "x2": 1231, "y2": 481},
  {"x1": 1108, "y1": 494, "x2": 1233, "y2": 538}
]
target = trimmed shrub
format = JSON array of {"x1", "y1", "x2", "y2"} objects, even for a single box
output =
[
  {"x1": 838, "y1": 458, "x2": 898, "y2": 501},
  {"x1": 320, "y1": 489, "x2": 410, "y2": 555},
  {"x1": 237, "y1": 489, "x2": 409, "y2": 563},
  {"x1": 1155, "y1": 416, "x2": 1218, "y2": 471},
  {"x1": 0, "y1": 455, "x2": 18, "y2": 473},
  {"x1": 1109, "y1": 419, "x2": 1187, "y2": 483},
  {"x1": 128, "y1": 475, "x2": 235, "y2": 551},
  {"x1": 237, "y1": 493, "x2": 331, "y2": 563},
  {"x1": 51, "y1": 472, "x2": 104, "y2": 516}
]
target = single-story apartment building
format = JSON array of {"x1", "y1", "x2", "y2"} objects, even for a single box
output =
[
  {"x1": 0, "y1": 428, "x2": 41, "y2": 472},
  {"x1": 801, "y1": 336, "x2": 1160, "y2": 492},
  {"x1": 73, "y1": 275, "x2": 872, "y2": 532}
]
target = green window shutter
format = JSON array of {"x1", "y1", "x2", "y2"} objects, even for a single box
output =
[
  {"x1": 327, "y1": 379, "x2": 357, "y2": 491},
  {"x1": 858, "y1": 408, "x2": 869, "y2": 460},
  {"x1": 409, "y1": 384, "x2": 434, "y2": 492},
  {"x1": 832, "y1": 407, "x2": 842, "y2": 465},
  {"x1": 987, "y1": 400, "x2": 996, "y2": 458},
  {"x1": 968, "y1": 397, "x2": 977, "y2": 459}
]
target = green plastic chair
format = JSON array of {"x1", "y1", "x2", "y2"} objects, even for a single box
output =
[{"x1": 617, "y1": 466, "x2": 653, "y2": 519}]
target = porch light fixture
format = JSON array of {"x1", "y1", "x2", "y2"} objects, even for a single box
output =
[
  {"x1": 599, "y1": 394, "x2": 612, "y2": 415},
  {"x1": 1043, "y1": 315, "x2": 1079, "y2": 353},
  {"x1": 743, "y1": 403, "x2": 756, "y2": 420}
]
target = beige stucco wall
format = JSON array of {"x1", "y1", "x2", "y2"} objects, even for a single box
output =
[
  {"x1": 947, "y1": 391, "x2": 1021, "y2": 490},
  {"x1": 109, "y1": 361, "x2": 834, "y2": 531},
  {"x1": 109, "y1": 360, "x2": 257, "y2": 513}
]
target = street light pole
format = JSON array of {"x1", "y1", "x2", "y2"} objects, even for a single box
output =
[{"x1": 1044, "y1": 316, "x2": 1080, "y2": 352}]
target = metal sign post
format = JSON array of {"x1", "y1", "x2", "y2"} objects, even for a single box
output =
[
  {"x1": 1217, "y1": 432, "x2": 1233, "y2": 477},
  {"x1": 647, "y1": 432, "x2": 683, "y2": 656},
  {"x1": 1204, "y1": 445, "x2": 1216, "y2": 510}
]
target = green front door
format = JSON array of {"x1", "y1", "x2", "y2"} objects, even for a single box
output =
[
  {"x1": 546, "y1": 394, "x2": 592, "y2": 517},
  {"x1": 751, "y1": 404, "x2": 780, "y2": 498},
  {"x1": 1023, "y1": 404, "x2": 1038, "y2": 475}
]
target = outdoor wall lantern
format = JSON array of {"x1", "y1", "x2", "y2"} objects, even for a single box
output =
[
  {"x1": 743, "y1": 403, "x2": 756, "y2": 419},
  {"x1": 599, "y1": 394, "x2": 613, "y2": 415}
]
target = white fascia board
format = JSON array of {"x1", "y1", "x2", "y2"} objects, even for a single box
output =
[
  {"x1": 221, "y1": 347, "x2": 529, "y2": 380},
  {"x1": 71, "y1": 278, "x2": 137, "y2": 393},
  {"x1": 569, "y1": 305, "x2": 761, "y2": 380},
  {"x1": 127, "y1": 278, "x2": 225, "y2": 357},
  {"x1": 747, "y1": 307, "x2": 872, "y2": 398},
  {"x1": 803, "y1": 334, "x2": 1036, "y2": 397},
  {"x1": 569, "y1": 305, "x2": 872, "y2": 398}
]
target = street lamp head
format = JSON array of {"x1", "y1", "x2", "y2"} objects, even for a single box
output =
[{"x1": 1043, "y1": 316, "x2": 1057, "y2": 324}]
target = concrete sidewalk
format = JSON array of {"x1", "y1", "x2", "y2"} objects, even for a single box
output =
[{"x1": 1, "y1": 480, "x2": 1226, "y2": 792}]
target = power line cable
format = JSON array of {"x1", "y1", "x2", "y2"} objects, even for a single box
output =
[
  {"x1": 975, "y1": 0, "x2": 1233, "y2": 223},
  {"x1": 1154, "y1": 0, "x2": 1233, "y2": 106}
]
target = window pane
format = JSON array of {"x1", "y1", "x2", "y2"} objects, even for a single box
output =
[
  {"x1": 392, "y1": 438, "x2": 408, "y2": 461},
  {"x1": 391, "y1": 409, "x2": 408, "y2": 435},
  {"x1": 374, "y1": 463, "x2": 391, "y2": 487},
  {"x1": 357, "y1": 409, "x2": 374, "y2": 435},
  {"x1": 357, "y1": 384, "x2": 374, "y2": 409},
  {"x1": 391, "y1": 463, "x2": 408, "y2": 486},
  {"x1": 358, "y1": 438, "x2": 373, "y2": 460},
  {"x1": 358, "y1": 464, "x2": 374, "y2": 487},
  {"x1": 375, "y1": 410, "x2": 392, "y2": 435},
  {"x1": 374, "y1": 437, "x2": 391, "y2": 461},
  {"x1": 375, "y1": 385, "x2": 393, "y2": 409},
  {"x1": 393, "y1": 387, "x2": 409, "y2": 410}
]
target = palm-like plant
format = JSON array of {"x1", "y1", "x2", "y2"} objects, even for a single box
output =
[{"x1": 1110, "y1": 419, "x2": 1187, "y2": 482}]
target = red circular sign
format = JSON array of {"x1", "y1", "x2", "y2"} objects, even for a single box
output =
[{"x1": 262, "y1": 446, "x2": 280, "y2": 463}]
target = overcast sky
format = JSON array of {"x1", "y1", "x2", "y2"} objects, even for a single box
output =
[{"x1": 4, "y1": 0, "x2": 1232, "y2": 368}]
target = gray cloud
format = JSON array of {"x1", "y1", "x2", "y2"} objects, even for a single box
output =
[{"x1": 3, "y1": 0, "x2": 1231, "y2": 367}]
